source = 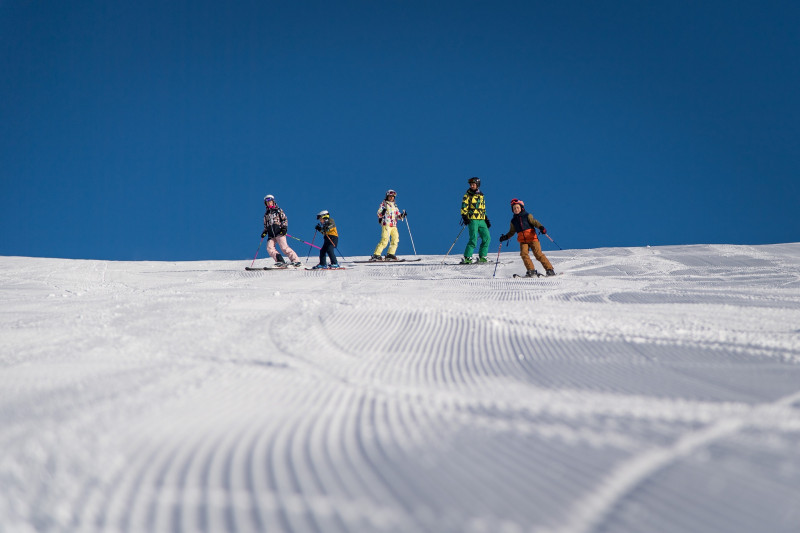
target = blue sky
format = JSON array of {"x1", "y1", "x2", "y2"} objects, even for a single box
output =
[{"x1": 2, "y1": 1, "x2": 798, "y2": 260}]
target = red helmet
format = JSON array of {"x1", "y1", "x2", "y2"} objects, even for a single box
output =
[{"x1": 510, "y1": 198, "x2": 525, "y2": 209}]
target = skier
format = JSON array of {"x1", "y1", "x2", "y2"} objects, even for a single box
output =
[
  {"x1": 371, "y1": 189, "x2": 406, "y2": 261},
  {"x1": 499, "y1": 198, "x2": 556, "y2": 277},
  {"x1": 313, "y1": 210, "x2": 341, "y2": 269},
  {"x1": 460, "y1": 177, "x2": 491, "y2": 263},
  {"x1": 261, "y1": 195, "x2": 301, "y2": 267}
]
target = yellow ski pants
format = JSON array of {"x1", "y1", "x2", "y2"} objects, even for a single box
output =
[{"x1": 373, "y1": 225, "x2": 400, "y2": 255}]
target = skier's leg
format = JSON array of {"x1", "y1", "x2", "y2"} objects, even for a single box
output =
[
  {"x1": 275, "y1": 235, "x2": 299, "y2": 262},
  {"x1": 266, "y1": 238, "x2": 278, "y2": 261},
  {"x1": 532, "y1": 240, "x2": 554, "y2": 271},
  {"x1": 373, "y1": 226, "x2": 391, "y2": 256},
  {"x1": 519, "y1": 243, "x2": 535, "y2": 271},
  {"x1": 464, "y1": 220, "x2": 478, "y2": 257},
  {"x1": 318, "y1": 240, "x2": 328, "y2": 266},
  {"x1": 478, "y1": 221, "x2": 491, "y2": 258},
  {"x1": 387, "y1": 227, "x2": 400, "y2": 255},
  {"x1": 327, "y1": 236, "x2": 339, "y2": 265}
]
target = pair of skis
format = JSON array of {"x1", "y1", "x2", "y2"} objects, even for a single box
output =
[
  {"x1": 512, "y1": 272, "x2": 563, "y2": 279},
  {"x1": 352, "y1": 258, "x2": 423, "y2": 264},
  {"x1": 246, "y1": 265, "x2": 349, "y2": 271}
]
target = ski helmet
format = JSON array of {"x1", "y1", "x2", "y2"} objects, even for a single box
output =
[
  {"x1": 264, "y1": 194, "x2": 275, "y2": 205},
  {"x1": 510, "y1": 198, "x2": 525, "y2": 209},
  {"x1": 468, "y1": 177, "x2": 481, "y2": 187},
  {"x1": 385, "y1": 189, "x2": 397, "y2": 197},
  {"x1": 316, "y1": 210, "x2": 329, "y2": 218}
]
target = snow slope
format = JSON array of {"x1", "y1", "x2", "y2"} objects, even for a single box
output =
[{"x1": 1, "y1": 243, "x2": 799, "y2": 533}]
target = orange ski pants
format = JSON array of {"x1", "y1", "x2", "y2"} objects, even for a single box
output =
[{"x1": 520, "y1": 240, "x2": 553, "y2": 271}]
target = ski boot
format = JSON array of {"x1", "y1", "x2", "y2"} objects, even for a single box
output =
[
  {"x1": 525, "y1": 269, "x2": 540, "y2": 278},
  {"x1": 274, "y1": 254, "x2": 287, "y2": 268},
  {"x1": 329, "y1": 263, "x2": 341, "y2": 269},
  {"x1": 312, "y1": 264, "x2": 329, "y2": 270},
  {"x1": 292, "y1": 261, "x2": 302, "y2": 267},
  {"x1": 546, "y1": 269, "x2": 556, "y2": 276},
  {"x1": 477, "y1": 257, "x2": 489, "y2": 263},
  {"x1": 385, "y1": 254, "x2": 398, "y2": 261},
  {"x1": 460, "y1": 257, "x2": 473, "y2": 264},
  {"x1": 370, "y1": 254, "x2": 383, "y2": 261}
]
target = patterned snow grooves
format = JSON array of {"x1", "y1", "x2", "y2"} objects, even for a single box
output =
[{"x1": 1, "y1": 245, "x2": 799, "y2": 532}]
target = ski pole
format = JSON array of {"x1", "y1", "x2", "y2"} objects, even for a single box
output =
[
  {"x1": 287, "y1": 233, "x2": 321, "y2": 250},
  {"x1": 305, "y1": 231, "x2": 318, "y2": 263},
  {"x1": 442, "y1": 224, "x2": 466, "y2": 263},
  {"x1": 250, "y1": 237, "x2": 264, "y2": 268},
  {"x1": 492, "y1": 243, "x2": 503, "y2": 278},
  {"x1": 541, "y1": 231, "x2": 563, "y2": 250},
  {"x1": 404, "y1": 214, "x2": 418, "y2": 256}
]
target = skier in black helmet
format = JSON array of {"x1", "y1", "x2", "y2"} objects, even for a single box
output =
[{"x1": 460, "y1": 177, "x2": 491, "y2": 263}]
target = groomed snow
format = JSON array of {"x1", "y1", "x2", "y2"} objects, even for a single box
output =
[{"x1": 1, "y1": 243, "x2": 799, "y2": 533}]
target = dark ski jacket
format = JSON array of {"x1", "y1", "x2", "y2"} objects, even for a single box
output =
[
  {"x1": 316, "y1": 215, "x2": 338, "y2": 237},
  {"x1": 263, "y1": 205, "x2": 288, "y2": 238},
  {"x1": 502, "y1": 209, "x2": 544, "y2": 244}
]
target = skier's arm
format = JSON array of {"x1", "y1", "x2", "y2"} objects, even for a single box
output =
[
  {"x1": 528, "y1": 213, "x2": 544, "y2": 230},
  {"x1": 499, "y1": 221, "x2": 516, "y2": 241},
  {"x1": 279, "y1": 209, "x2": 288, "y2": 235},
  {"x1": 262, "y1": 213, "x2": 270, "y2": 237}
]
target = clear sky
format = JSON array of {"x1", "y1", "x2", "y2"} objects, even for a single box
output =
[{"x1": 2, "y1": 1, "x2": 798, "y2": 260}]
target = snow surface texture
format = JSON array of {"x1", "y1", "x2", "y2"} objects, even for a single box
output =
[{"x1": 2, "y1": 244, "x2": 800, "y2": 533}]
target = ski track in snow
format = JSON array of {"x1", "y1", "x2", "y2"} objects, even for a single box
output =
[{"x1": 1, "y1": 243, "x2": 800, "y2": 533}]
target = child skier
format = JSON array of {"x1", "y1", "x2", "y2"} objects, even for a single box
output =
[
  {"x1": 460, "y1": 177, "x2": 491, "y2": 263},
  {"x1": 313, "y1": 210, "x2": 340, "y2": 269},
  {"x1": 371, "y1": 189, "x2": 406, "y2": 261},
  {"x1": 261, "y1": 195, "x2": 301, "y2": 267},
  {"x1": 499, "y1": 198, "x2": 556, "y2": 277}
]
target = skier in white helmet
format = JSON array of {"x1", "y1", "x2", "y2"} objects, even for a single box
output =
[
  {"x1": 260, "y1": 195, "x2": 301, "y2": 268},
  {"x1": 313, "y1": 210, "x2": 341, "y2": 269}
]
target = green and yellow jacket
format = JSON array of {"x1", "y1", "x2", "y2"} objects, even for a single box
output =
[{"x1": 461, "y1": 189, "x2": 486, "y2": 220}]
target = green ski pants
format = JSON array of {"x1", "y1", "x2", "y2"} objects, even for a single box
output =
[{"x1": 464, "y1": 219, "x2": 491, "y2": 258}]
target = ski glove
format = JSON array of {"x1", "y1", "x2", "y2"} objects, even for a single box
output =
[
  {"x1": 261, "y1": 230, "x2": 268, "y2": 238},
  {"x1": 540, "y1": 226, "x2": 547, "y2": 235},
  {"x1": 461, "y1": 215, "x2": 470, "y2": 226},
  {"x1": 499, "y1": 234, "x2": 509, "y2": 242},
  {"x1": 486, "y1": 218, "x2": 491, "y2": 228},
  {"x1": 279, "y1": 228, "x2": 287, "y2": 236},
  {"x1": 315, "y1": 224, "x2": 323, "y2": 232}
]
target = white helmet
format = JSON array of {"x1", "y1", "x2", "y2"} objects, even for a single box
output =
[
  {"x1": 264, "y1": 194, "x2": 275, "y2": 204},
  {"x1": 316, "y1": 210, "x2": 329, "y2": 218}
]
